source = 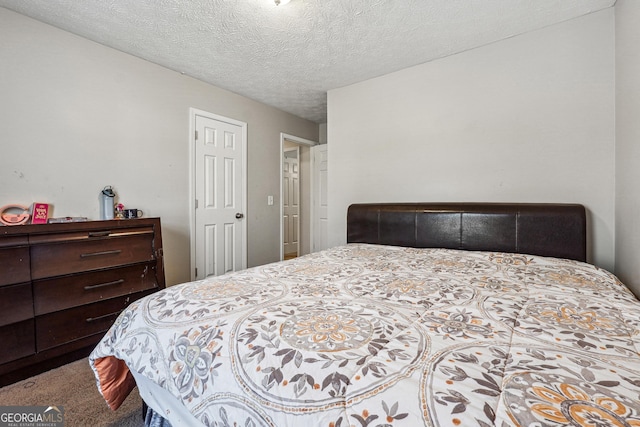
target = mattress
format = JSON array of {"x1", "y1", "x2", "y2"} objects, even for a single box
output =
[{"x1": 90, "y1": 244, "x2": 640, "y2": 426}]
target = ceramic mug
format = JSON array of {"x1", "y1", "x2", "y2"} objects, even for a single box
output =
[{"x1": 123, "y1": 208, "x2": 143, "y2": 219}]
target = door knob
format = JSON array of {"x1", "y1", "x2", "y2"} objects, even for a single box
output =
[{"x1": 235, "y1": 213, "x2": 244, "y2": 219}]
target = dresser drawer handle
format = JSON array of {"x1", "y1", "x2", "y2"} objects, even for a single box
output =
[
  {"x1": 80, "y1": 249, "x2": 122, "y2": 258},
  {"x1": 88, "y1": 231, "x2": 111, "y2": 237},
  {"x1": 86, "y1": 311, "x2": 121, "y2": 323},
  {"x1": 84, "y1": 279, "x2": 125, "y2": 291}
]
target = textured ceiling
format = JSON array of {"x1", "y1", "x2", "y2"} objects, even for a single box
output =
[{"x1": 0, "y1": 0, "x2": 615, "y2": 123}]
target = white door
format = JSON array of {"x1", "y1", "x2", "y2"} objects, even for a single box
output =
[
  {"x1": 192, "y1": 110, "x2": 247, "y2": 279},
  {"x1": 283, "y1": 148, "x2": 299, "y2": 257},
  {"x1": 311, "y1": 144, "x2": 328, "y2": 252}
]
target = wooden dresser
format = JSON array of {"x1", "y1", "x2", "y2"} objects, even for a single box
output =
[{"x1": 0, "y1": 218, "x2": 165, "y2": 386}]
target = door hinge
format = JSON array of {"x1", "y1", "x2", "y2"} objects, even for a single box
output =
[
  {"x1": 195, "y1": 199, "x2": 199, "y2": 209},
  {"x1": 195, "y1": 130, "x2": 199, "y2": 140},
  {"x1": 195, "y1": 268, "x2": 198, "y2": 277}
]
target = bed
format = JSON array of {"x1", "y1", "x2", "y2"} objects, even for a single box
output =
[{"x1": 89, "y1": 203, "x2": 640, "y2": 426}]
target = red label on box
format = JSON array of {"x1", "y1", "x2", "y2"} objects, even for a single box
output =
[{"x1": 31, "y1": 203, "x2": 50, "y2": 224}]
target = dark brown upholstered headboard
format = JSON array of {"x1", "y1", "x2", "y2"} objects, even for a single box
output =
[{"x1": 347, "y1": 203, "x2": 587, "y2": 262}]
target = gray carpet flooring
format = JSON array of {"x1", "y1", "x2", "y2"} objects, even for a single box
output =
[{"x1": 0, "y1": 358, "x2": 142, "y2": 426}]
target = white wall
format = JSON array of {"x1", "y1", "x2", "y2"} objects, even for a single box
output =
[
  {"x1": 0, "y1": 8, "x2": 318, "y2": 286},
  {"x1": 615, "y1": 0, "x2": 640, "y2": 297},
  {"x1": 328, "y1": 10, "x2": 615, "y2": 271}
]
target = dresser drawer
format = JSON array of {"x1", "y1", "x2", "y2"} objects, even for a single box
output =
[
  {"x1": 34, "y1": 264, "x2": 159, "y2": 315},
  {"x1": 0, "y1": 283, "x2": 33, "y2": 326},
  {"x1": 0, "y1": 319, "x2": 35, "y2": 364},
  {"x1": 30, "y1": 232, "x2": 154, "y2": 279},
  {"x1": 35, "y1": 292, "x2": 153, "y2": 351},
  {"x1": 0, "y1": 242, "x2": 30, "y2": 287}
]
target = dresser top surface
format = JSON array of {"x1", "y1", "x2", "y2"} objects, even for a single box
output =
[{"x1": 0, "y1": 218, "x2": 161, "y2": 237}]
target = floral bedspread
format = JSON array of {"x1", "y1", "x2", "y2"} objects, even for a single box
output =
[{"x1": 90, "y1": 244, "x2": 640, "y2": 426}]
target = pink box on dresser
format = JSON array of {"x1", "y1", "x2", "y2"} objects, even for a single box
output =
[{"x1": 31, "y1": 203, "x2": 50, "y2": 224}]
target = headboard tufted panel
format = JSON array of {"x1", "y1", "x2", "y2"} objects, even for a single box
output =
[{"x1": 347, "y1": 203, "x2": 587, "y2": 262}]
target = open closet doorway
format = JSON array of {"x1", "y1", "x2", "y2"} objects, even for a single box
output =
[
  {"x1": 280, "y1": 133, "x2": 317, "y2": 261},
  {"x1": 283, "y1": 146, "x2": 299, "y2": 260}
]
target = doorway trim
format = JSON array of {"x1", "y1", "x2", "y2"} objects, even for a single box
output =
[
  {"x1": 310, "y1": 143, "x2": 328, "y2": 252},
  {"x1": 280, "y1": 133, "x2": 317, "y2": 261},
  {"x1": 189, "y1": 108, "x2": 248, "y2": 281}
]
